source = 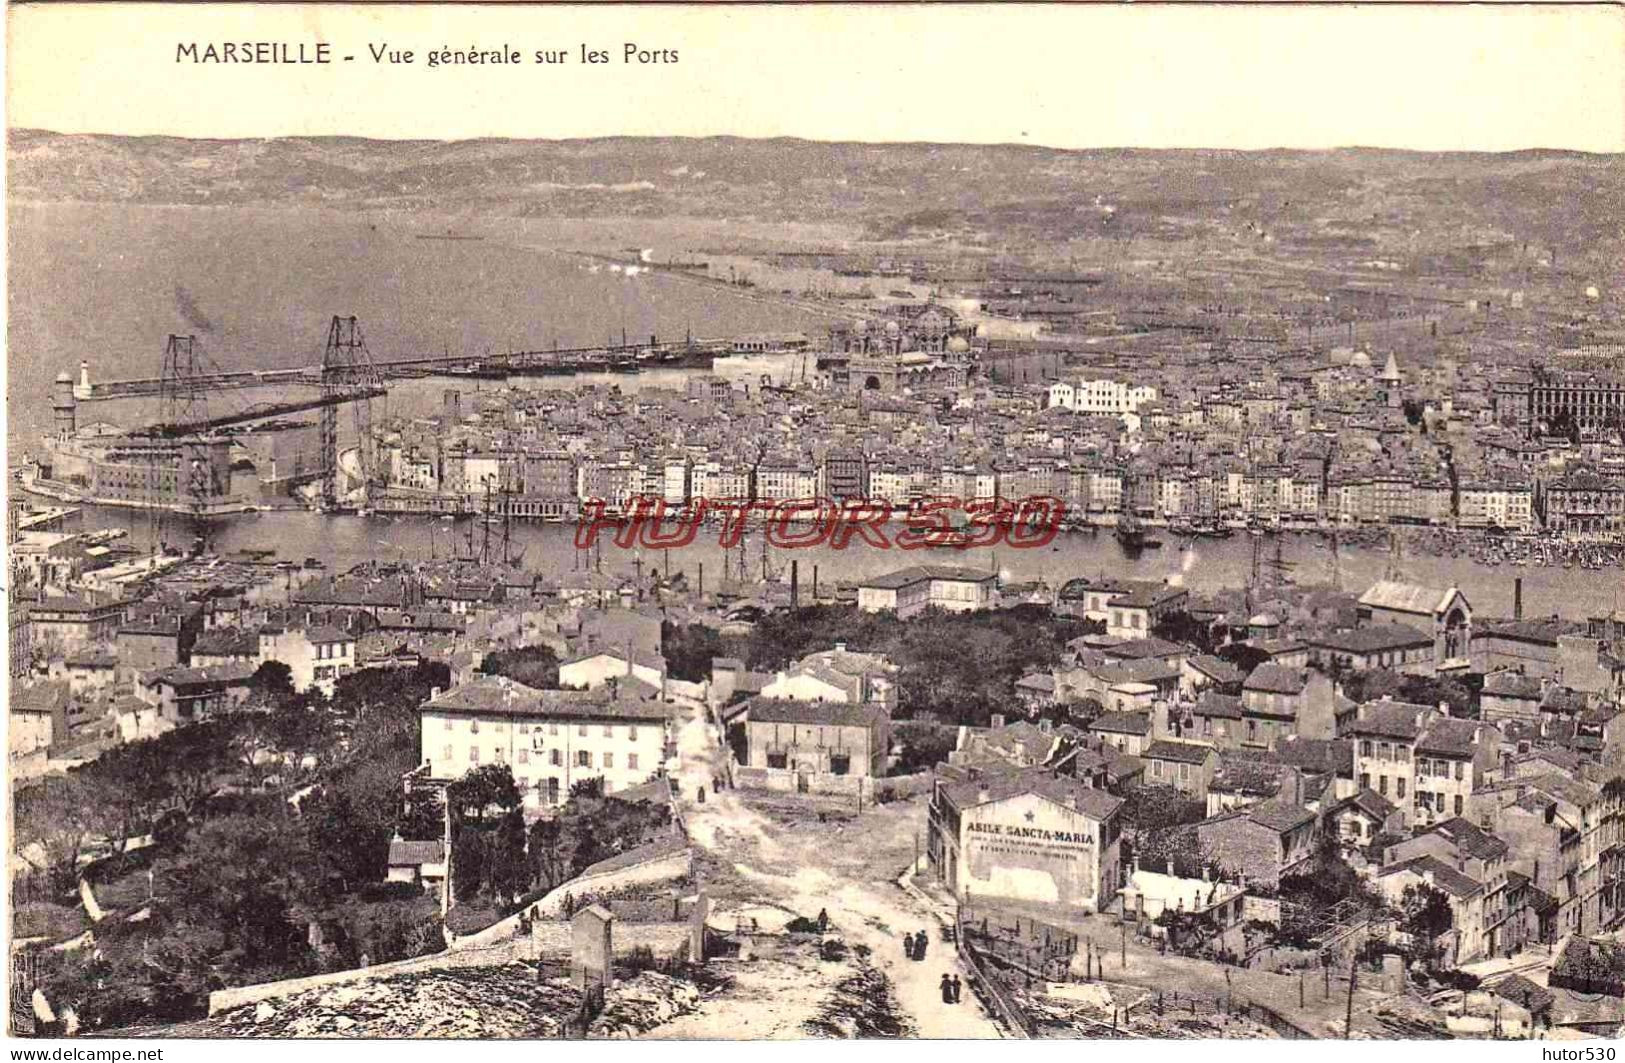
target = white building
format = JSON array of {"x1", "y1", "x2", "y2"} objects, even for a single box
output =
[
  {"x1": 558, "y1": 649, "x2": 666, "y2": 694},
  {"x1": 1048, "y1": 378, "x2": 1158, "y2": 417},
  {"x1": 419, "y1": 676, "x2": 675, "y2": 810},
  {"x1": 856, "y1": 564, "x2": 998, "y2": 619},
  {"x1": 258, "y1": 624, "x2": 357, "y2": 697}
]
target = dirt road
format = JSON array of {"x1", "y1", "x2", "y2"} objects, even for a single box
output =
[{"x1": 672, "y1": 704, "x2": 1003, "y2": 1038}]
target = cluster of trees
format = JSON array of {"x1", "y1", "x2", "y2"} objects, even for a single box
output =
[
  {"x1": 438, "y1": 767, "x2": 672, "y2": 915},
  {"x1": 14, "y1": 661, "x2": 451, "y2": 1029},
  {"x1": 479, "y1": 645, "x2": 561, "y2": 689},
  {"x1": 1117, "y1": 783, "x2": 1209, "y2": 878},
  {"x1": 667, "y1": 604, "x2": 1102, "y2": 726},
  {"x1": 1334, "y1": 666, "x2": 1477, "y2": 717}
]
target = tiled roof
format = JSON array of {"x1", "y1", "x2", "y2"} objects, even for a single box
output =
[
  {"x1": 1338, "y1": 787, "x2": 1398, "y2": 822},
  {"x1": 1105, "y1": 637, "x2": 1186, "y2": 661},
  {"x1": 422, "y1": 676, "x2": 672, "y2": 722},
  {"x1": 1378, "y1": 854, "x2": 1483, "y2": 899},
  {"x1": 1308, "y1": 624, "x2": 1433, "y2": 654},
  {"x1": 1188, "y1": 655, "x2": 1246, "y2": 686},
  {"x1": 1247, "y1": 799, "x2": 1317, "y2": 833},
  {"x1": 1192, "y1": 691, "x2": 1244, "y2": 719},
  {"x1": 304, "y1": 624, "x2": 351, "y2": 645},
  {"x1": 747, "y1": 698, "x2": 890, "y2": 729},
  {"x1": 1145, "y1": 739, "x2": 1215, "y2": 766},
  {"x1": 1358, "y1": 580, "x2": 1459, "y2": 617},
  {"x1": 939, "y1": 767, "x2": 1123, "y2": 821},
  {"x1": 1428, "y1": 817, "x2": 1509, "y2": 861},
  {"x1": 11, "y1": 681, "x2": 71, "y2": 716},
  {"x1": 1416, "y1": 718, "x2": 1484, "y2": 758},
  {"x1": 1351, "y1": 700, "x2": 1431, "y2": 740},
  {"x1": 388, "y1": 839, "x2": 445, "y2": 866},
  {"x1": 149, "y1": 661, "x2": 259, "y2": 687},
  {"x1": 1090, "y1": 710, "x2": 1152, "y2": 735},
  {"x1": 1243, "y1": 663, "x2": 1307, "y2": 695},
  {"x1": 1483, "y1": 671, "x2": 1543, "y2": 699},
  {"x1": 860, "y1": 564, "x2": 996, "y2": 590}
]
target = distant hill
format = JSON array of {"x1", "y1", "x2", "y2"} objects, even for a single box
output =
[{"x1": 8, "y1": 130, "x2": 1624, "y2": 252}]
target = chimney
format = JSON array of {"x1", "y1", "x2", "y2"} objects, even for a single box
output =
[
  {"x1": 990, "y1": 712, "x2": 1006, "y2": 730},
  {"x1": 835, "y1": 642, "x2": 846, "y2": 653},
  {"x1": 1038, "y1": 718, "x2": 1053, "y2": 734},
  {"x1": 790, "y1": 559, "x2": 799, "y2": 609},
  {"x1": 1514, "y1": 577, "x2": 1524, "y2": 621},
  {"x1": 430, "y1": 686, "x2": 441, "y2": 700}
]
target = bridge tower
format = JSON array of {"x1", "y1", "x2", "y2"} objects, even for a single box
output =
[
  {"x1": 320, "y1": 316, "x2": 384, "y2": 510},
  {"x1": 157, "y1": 335, "x2": 219, "y2": 551}
]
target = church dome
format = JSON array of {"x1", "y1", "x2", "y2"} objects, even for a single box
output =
[
  {"x1": 884, "y1": 320, "x2": 901, "y2": 336},
  {"x1": 1350, "y1": 350, "x2": 1373, "y2": 369},
  {"x1": 946, "y1": 336, "x2": 971, "y2": 353}
]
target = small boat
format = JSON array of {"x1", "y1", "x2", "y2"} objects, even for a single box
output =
[{"x1": 1115, "y1": 514, "x2": 1149, "y2": 551}]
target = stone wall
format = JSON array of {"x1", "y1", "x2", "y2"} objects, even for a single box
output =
[
  {"x1": 531, "y1": 920, "x2": 690, "y2": 961},
  {"x1": 206, "y1": 939, "x2": 523, "y2": 1016},
  {"x1": 450, "y1": 844, "x2": 692, "y2": 950}
]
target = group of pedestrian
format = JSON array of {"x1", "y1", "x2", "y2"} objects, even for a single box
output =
[{"x1": 901, "y1": 930, "x2": 963, "y2": 1004}]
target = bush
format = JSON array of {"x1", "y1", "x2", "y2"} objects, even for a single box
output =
[{"x1": 13, "y1": 902, "x2": 89, "y2": 942}]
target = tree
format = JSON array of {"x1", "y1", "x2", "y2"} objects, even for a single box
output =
[
  {"x1": 891, "y1": 721, "x2": 958, "y2": 775},
  {"x1": 660, "y1": 621, "x2": 726, "y2": 682},
  {"x1": 479, "y1": 646, "x2": 560, "y2": 690},
  {"x1": 148, "y1": 720, "x2": 234, "y2": 817},
  {"x1": 80, "y1": 743, "x2": 172, "y2": 864},
  {"x1": 1216, "y1": 642, "x2": 1271, "y2": 677},
  {"x1": 302, "y1": 785, "x2": 389, "y2": 895},
  {"x1": 1401, "y1": 882, "x2": 1454, "y2": 955},
  {"x1": 1152, "y1": 610, "x2": 1217, "y2": 654},
  {"x1": 268, "y1": 696, "x2": 335, "y2": 778},
  {"x1": 249, "y1": 660, "x2": 296, "y2": 704},
  {"x1": 448, "y1": 765, "x2": 522, "y2": 825},
  {"x1": 224, "y1": 712, "x2": 279, "y2": 790},
  {"x1": 153, "y1": 813, "x2": 319, "y2": 983},
  {"x1": 527, "y1": 816, "x2": 572, "y2": 894},
  {"x1": 12, "y1": 776, "x2": 107, "y2": 894},
  {"x1": 1119, "y1": 784, "x2": 1207, "y2": 835}
]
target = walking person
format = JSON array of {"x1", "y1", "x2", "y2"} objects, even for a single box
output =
[
  {"x1": 951, "y1": 974, "x2": 963, "y2": 1003},
  {"x1": 940, "y1": 973, "x2": 954, "y2": 1004},
  {"x1": 915, "y1": 929, "x2": 930, "y2": 961},
  {"x1": 903, "y1": 931, "x2": 916, "y2": 961}
]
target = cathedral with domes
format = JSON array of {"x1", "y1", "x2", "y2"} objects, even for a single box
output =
[{"x1": 823, "y1": 303, "x2": 977, "y2": 393}]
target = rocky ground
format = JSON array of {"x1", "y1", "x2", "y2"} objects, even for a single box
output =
[
  {"x1": 1017, "y1": 981, "x2": 1281, "y2": 1039},
  {"x1": 172, "y1": 964, "x2": 705, "y2": 1038}
]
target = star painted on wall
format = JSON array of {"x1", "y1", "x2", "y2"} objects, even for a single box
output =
[{"x1": 1025, "y1": 810, "x2": 1036, "y2": 822}]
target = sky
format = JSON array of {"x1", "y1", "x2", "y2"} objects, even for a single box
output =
[{"x1": 6, "y1": 3, "x2": 1624, "y2": 152}]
